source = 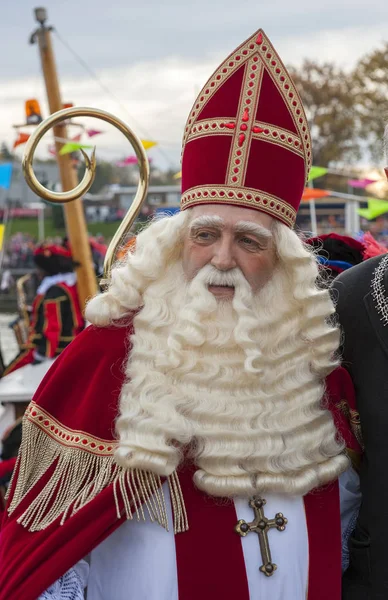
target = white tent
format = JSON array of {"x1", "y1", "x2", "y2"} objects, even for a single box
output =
[{"x1": 0, "y1": 360, "x2": 54, "y2": 443}]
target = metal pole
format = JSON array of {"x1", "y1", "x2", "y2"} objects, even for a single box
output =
[
  {"x1": 309, "y1": 200, "x2": 317, "y2": 236},
  {"x1": 38, "y1": 206, "x2": 45, "y2": 241}
]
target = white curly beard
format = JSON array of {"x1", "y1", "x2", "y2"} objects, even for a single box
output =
[{"x1": 114, "y1": 255, "x2": 348, "y2": 498}]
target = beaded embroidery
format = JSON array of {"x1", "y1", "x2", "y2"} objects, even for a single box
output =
[{"x1": 371, "y1": 254, "x2": 388, "y2": 327}]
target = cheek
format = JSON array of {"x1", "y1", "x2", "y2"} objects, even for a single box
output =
[
  {"x1": 182, "y1": 241, "x2": 211, "y2": 281},
  {"x1": 242, "y1": 250, "x2": 277, "y2": 290}
]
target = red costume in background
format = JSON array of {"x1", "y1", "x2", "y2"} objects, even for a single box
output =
[{"x1": 3, "y1": 244, "x2": 84, "y2": 376}]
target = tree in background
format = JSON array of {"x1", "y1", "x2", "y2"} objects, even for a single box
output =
[
  {"x1": 51, "y1": 204, "x2": 65, "y2": 230},
  {"x1": 352, "y1": 42, "x2": 388, "y2": 163},
  {"x1": 290, "y1": 61, "x2": 360, "y2": 167},
  {"x1": 290, "y1": 44, "x2": 388, "y2": 169},
  {"x1": 0, "y1": 143, "x2": 14, "y2": 161}
]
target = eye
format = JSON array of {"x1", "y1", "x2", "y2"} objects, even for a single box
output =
[
  {"x1": 239, "y1": 236, "x2": 260, "y2": 249},
  {"x1": 192, "y1": 229, "x2": 217, "y2": 243}
]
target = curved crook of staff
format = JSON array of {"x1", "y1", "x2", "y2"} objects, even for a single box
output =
[{"x1": 22, "y1": 106, "x2": 150, "y2": 278}]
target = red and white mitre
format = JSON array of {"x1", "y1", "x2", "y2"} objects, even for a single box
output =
[{"x1": 180, "y1": 29, "x2": 312, "y2": 228}]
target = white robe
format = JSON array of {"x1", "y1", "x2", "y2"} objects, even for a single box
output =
[{"x1": 40, "y1": 469, "x2": 360, "y2": 600}]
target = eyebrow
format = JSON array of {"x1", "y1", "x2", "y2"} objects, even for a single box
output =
[
  {"x1": 189, "y1": 216, "x2": 272, "y2": 243},
  {"x1": 189, "y1": 215, "x2": 225, "y2": 231},
  {"x1": 234, "y1": 221, "x2": 273, "y2": 242}
]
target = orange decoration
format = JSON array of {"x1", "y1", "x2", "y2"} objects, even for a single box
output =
[
  {"x1": 301, "y1": 188, "x2": 330, "y2": 201},
  {"x1": 13, "y1": 132, "x2": 30, "y2": 149}
]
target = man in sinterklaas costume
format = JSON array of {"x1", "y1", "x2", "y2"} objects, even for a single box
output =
[{"x1": 0, "y1": 29, "x2": 361, "y2": 600}]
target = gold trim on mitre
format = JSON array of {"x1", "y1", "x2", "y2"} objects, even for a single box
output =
[{"x1": 181, "y1": 185, "x2": 296, "y2": 227}]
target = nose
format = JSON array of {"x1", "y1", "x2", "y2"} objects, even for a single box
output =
[{"x1": 211, "y1": 236, "x2": 237, "y2": 271}]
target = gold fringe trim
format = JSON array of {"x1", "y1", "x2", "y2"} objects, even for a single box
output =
[{"x1": 7, "y1": 409, "x2": 188, "y2": 534}]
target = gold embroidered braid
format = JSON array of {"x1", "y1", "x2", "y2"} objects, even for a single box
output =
[
  {"x1": 7, "y1": 403, "x2": 188, "y2": 534},
  {"x1": 181, "y1": 185, "x2": 296, "y2": 227}
]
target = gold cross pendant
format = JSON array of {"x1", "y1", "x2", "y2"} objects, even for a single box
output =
[{"x1": 235, "y1": 496, "x2": 287, "y2": 577}]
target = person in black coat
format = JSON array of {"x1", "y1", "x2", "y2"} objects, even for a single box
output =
[{"x1": 332, "y1": 252, "x2": 388, "y2": 599}]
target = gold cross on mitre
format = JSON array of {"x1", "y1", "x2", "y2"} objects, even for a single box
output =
[{"x1": 235, "y1": 496, "x2": 287, "y2": 576}]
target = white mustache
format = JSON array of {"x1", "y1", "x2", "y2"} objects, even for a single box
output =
[{"x1": 201, "y1": 266, "x2": 245, "y2": 287}]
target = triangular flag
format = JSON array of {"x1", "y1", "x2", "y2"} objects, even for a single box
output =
[
  {"x1": 173, "y1": 171, "x2": 182, "y2": 179},
  {"x1": 59, "y1": 142, "x2": 93, "y2": 156},
  {"x1": 0, "y1": 163, "x2": 13, "y2": 189},
  {"x1": 116, "y1": 156, "x2": 153, "y2": 167},
  {"x1": 116, "y1": 155, "x2": 138, "y2": 166},
  {"x1": 357, "y1": 198, "x2": 388, "y2": 220},
  {"x1": 71, "y1": 133, "x2": 82, "y2": 142},
  {"x1": 13, "y1": 132, "x2": 30, "y2": 149},
  {"x1": 308, "y1": 167, "x2": 328, "y2": 182},
  {"x1": 348, "y1": 178, "x2": 378, "y2": 188},
  {"x1": 86, "y1": 129, "x2": 103, "y2": 138},
  {"x1": 141, "y1": 140, "x2": 157, "y2": 150},
  {"x1": 301, "y1": 188, "x2": 330, "y2": 201}
]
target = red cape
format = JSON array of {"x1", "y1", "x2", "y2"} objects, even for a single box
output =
[{"x1": 0, "y1": 323, "x2": 361, "y2": 599}]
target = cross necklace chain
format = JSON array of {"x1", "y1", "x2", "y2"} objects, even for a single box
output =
[{"x1": 235, "y1": 496, "x2": 288, "y2": 576}]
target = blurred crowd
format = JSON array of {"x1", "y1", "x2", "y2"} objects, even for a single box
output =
[{"x1": 0, "y1": 232, "x2": 109, "y2": 294}]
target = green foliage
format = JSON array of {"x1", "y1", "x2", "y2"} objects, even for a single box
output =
[
  {"x1": 6, "y1": 218, "x2": 120, "y2": 241},
  {"x1": 290, "y1": 43, "x2": 388, "y2": 168},
  {"x1": 352, "y1": 42, "x2": 388, "y2": 162},
  {"x1": 0, "y1": 142, "x2": 13, "y2": 161},
  {"x1": 51, "y1": 204, "x2": 65, "y2": 230},
  {"x1": 290, "y1": 61, "x2": 360, "y2": 167}
]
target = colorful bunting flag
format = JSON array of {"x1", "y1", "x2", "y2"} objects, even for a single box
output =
[
  {"x1": 173, "y1": 171, "x2": 182, "y2": 180},
  {"x1": 116, "y1": 156, "x2": 153, "y2": 167},
  {"x1": 0, "y1": 163, "x2": 13, "y2": 189},
  {"x1": 86, "y1": 129, "x2": 103, "y2": 138},
  {"x1": 357, "y1": 198, "x2": 388, "y2": 220},
  {"x1": 301, "y1": 188, "x2": 330, "y2": 201},
  {"x1": 0, "y1": 224, "x2": 4, "y2": 251},
  {"x1": 59, "y1": 142, "x2": 93, "y2": 156},
  {"x1": 141, "y1": 140, "x2": 157, "y2": 150},
  {"x1": 308, "y1": 167, "x2": 328, "y2": 182},
  {"x1": 13, "y1": 132, "x2": 30, "y2": 149},
  {"x1": 348, "y1": 178, "x2": 377, "y2": 188},
  {"x1": 116, "y1": 156, "x2": 139, "y2": 167}
]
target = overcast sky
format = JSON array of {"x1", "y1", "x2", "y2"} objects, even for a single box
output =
[{"x1": 1, "y1": 0, "x2": 387, "y2": 170}]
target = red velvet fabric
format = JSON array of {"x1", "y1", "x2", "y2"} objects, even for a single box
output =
[
  {"x1": 0, "y1": 323, "x2": 361, "y2": 599},
  {"x1": 0, "y1": 458, "x2": 17, "y2": 480},
  {"x1": 245, "y1": 139, "x2": 305, "y2": 205},
  {"x1": 182, "y1": 135, "x2": 232, "y2": 191},
  {"x1": 305, "y1": 483, "x2": 342, "y2": 600},
  {"x1": 197, "y1": 63, "x2": 245, "y2": 121},
  {"x1": 256, "y1": 69, "x2": 298, "y2": 134},
  {"x1": 175, "y1": 464, "x2": 250, "y2": 599}
]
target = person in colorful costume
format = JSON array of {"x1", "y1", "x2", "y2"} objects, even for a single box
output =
[
  {"x1": 2, "y1": 243, "x2": 84, "y2": 376},
  {"x1": 305, "y1": 233, "x2": 366, "y2": 285},
  {"x1": 0, "y1": 29, "x2": 362, "y2": 600}
]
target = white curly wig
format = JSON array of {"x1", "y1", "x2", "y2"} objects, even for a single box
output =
[{"x1": 86, "y1": 210, "x2": 348, "y2": 498}]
